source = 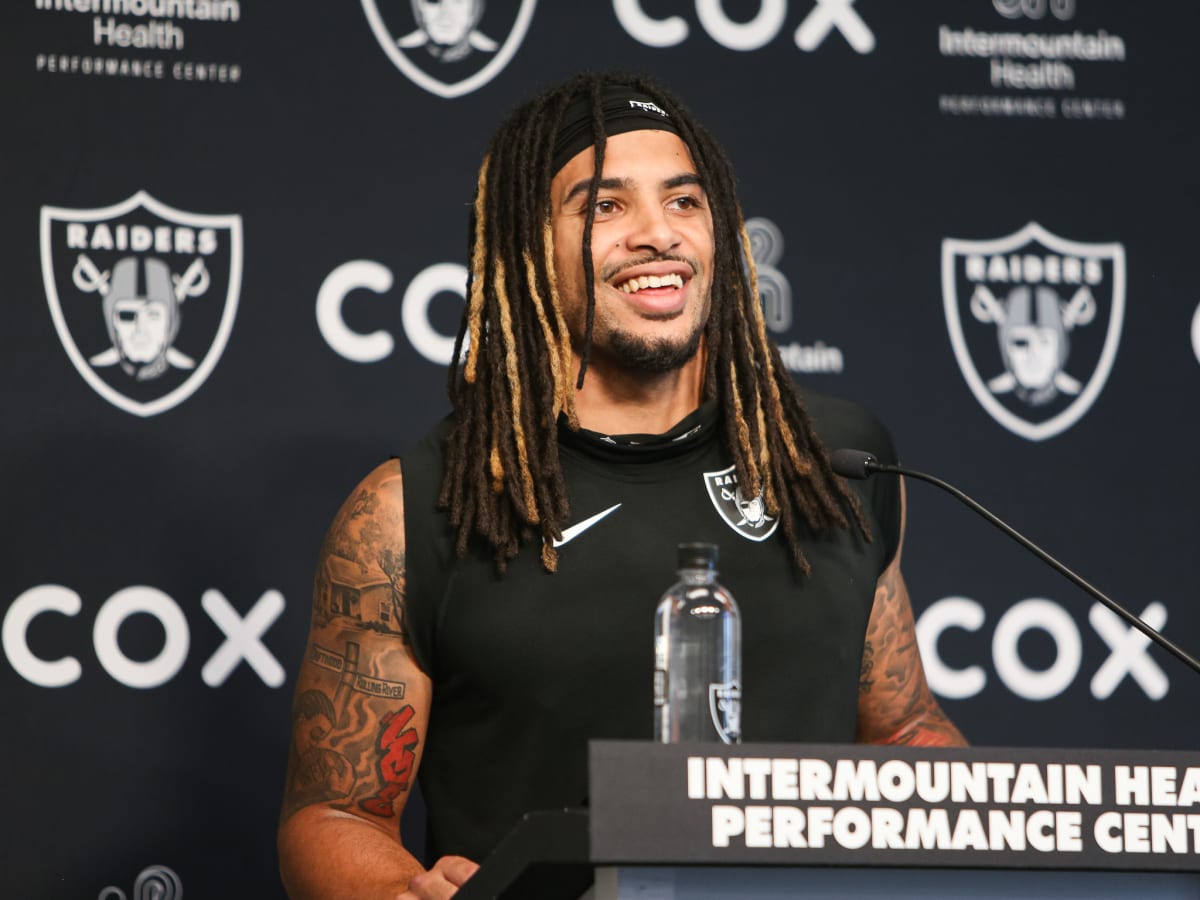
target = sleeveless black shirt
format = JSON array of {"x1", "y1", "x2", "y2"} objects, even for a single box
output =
[{"x1": 401, "y1": 390, "x2": 900, "y2": 863}]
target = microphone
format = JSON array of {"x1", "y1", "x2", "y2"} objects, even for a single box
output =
[{"x1": 831, "y1": 448, "x2": 1200, "y2": 676}]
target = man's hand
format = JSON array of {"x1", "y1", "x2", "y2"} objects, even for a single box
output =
[{"x1": 400, "y1": 856, "x2": 479, "y2": 899}]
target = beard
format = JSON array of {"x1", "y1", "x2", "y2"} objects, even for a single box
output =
[{"x1": 601, "y1": 314, "x2": 706, "y2": 374}]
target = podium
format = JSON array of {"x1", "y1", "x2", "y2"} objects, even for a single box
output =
[{"x1": 456, "y1": 741, "x2": 1200, "y2": 899}]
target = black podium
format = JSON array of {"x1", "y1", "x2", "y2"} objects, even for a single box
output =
[{"x1": 457, "y1": 741, "x2": 1200, "y2": 899}]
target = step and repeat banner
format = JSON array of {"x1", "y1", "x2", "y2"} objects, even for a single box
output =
[{"x1": 3, "y1": 1, "x2": 1198, "y2": 896}]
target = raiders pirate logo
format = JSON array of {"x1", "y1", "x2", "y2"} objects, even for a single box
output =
[
  {"x1": 361, "y1": 0, "x2": 537, "y2": 99},
  {"x1": 703, "y1": 465, "x2": 779, "y2": 542},
  {"x1": 708, "y1": 680, "x2": 741, "y2": 745},
  {"x1": 40, "y1": 191, "x2": 242, "y2": 417},
  {"x1": 942, "y1": 222, "x2": 1125, "y2": 441}
]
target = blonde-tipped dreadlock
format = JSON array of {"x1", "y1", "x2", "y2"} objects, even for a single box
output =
[{"x1": 440, "y1": 72, "x2": 871, "y2": 575}]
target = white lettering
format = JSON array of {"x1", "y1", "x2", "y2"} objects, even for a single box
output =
[
  {"x1": 5, "y1": 584, "x2": 284, "y2": 688},
  {"x1": 1115, "y1": 765, "x2": 1150, "y2": 806},
  {"x1": 401, "y1": 262, "x2": 468, "y2": 365},
  {"x1": 745, "y1": 805, "x2": 773, "y2": 847},
  {"x1": 200, "y1": 589, "x2": 285, "y2": 687},
  {"x1": 316, "y1": 260, "x2": 395, "y2": 363},
  {"x1": 773, "y1": 806, "x2": 805, "y2": 847},
  {"x1": 992, "y1": 598, "x2": 1081, "y2": 701},
  {"x1": 615, "y1": 0, "x2": 873, "y2": 53},
  {"x1": 711, "y1": 805, "x2": 744, "y2": 846},
  {"x1": 707, "y1": 757, "x2": 744, "y2": 800},
  {"x1": 771, "y1": 758, "x2": 799, "y2": 800},
  {"x1": 2, "y1": 585, "x2": 83, "y2": 687},
  {"x1": 832, "y1": 759, "x2": 880, "y2": 801},
  {"x1": 688, "y1": 756, "x2": 705, "y2": 799},
  {"x1": 796, "y1": 0, "x2": 875, "y2": 53},
  {"x1": 93, "y1": 586, "x2": 189, "y2": 689},
  {"x1": 696, "y1": 0, "x2": 786, "y2": 52},
  {"x1": 950, "y1": 808, "x2": 989, "y2": 850},
  {"x1": 1089, "y1": 602, "x2": 1169, "y2": 700},
  {"x1": 807, "y1": 806, "x2": 834, "y2": 847},
  {"x1": 612, "y1": 0, "x2": 688, "y2": 47},
  {"x1": 877, "y1": 760, "x2": 915, "y2": 803},
  {"x1": 832, "y1": 806, "x2": 872, "y2": 849},
  {"x1": 743, "y1": 758, "x2": 772, "y2": 799},
  {"x1": 799, "y1": 758, "x2": 833, "y2": 800},
  {"x1": 915, "y1": 596, "x2": 987, "y2": 699}
]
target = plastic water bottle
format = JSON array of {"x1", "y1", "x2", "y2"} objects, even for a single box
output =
[{"x1": 654, "y1": 543, "x2": 741, "y2": 744}]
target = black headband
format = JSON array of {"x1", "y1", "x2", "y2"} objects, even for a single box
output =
[{"x1": 551, "y1": 86, "x2": 681, "y2": 175}]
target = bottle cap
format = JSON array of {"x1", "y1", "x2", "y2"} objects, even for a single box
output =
[{"x1": 677, "y1": 542, "x2": 718, "y2": 570}]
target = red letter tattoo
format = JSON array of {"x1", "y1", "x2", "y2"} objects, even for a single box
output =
[{"x1": 359, "y1": 705, "x2": 419, "y2": 817}]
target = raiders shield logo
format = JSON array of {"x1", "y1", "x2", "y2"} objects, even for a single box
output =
[
  {"x1": 703, "y1": 465, "x2": 779, "y2": 542},
  {"x1": 708, "y1": 680, "x2": 741, "y2": 745},
  {"x1": 942, "y1": 222, "x2": 1125, "y2": 441},
  {"x1": 361, "y1": 0, "x2": 537, "y2": 99},
  {"x1": 40, "y1": 191, "x2": 242, "y2": 417}
]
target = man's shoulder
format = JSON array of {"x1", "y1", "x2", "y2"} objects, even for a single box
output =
[
  {"x1": 800, "y1": 388, "x2": 896, "y2": 464},
  {"x1": 399, "y1": 414, "x2": 455, "y2": 474}
]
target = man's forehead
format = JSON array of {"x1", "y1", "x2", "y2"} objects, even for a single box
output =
[{"x1": 551, "y1": 130, "x2": 699, "y2": 201}]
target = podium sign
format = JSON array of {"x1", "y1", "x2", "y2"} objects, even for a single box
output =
[{"x1": 588, "y1": 741, "x2": 1200, "y2": 872}]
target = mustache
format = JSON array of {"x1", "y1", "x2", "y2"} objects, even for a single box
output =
[{"x1": 598, "y1": 253, "x2": 699, "y2": 283}]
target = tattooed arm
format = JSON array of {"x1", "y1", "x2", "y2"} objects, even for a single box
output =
[
  {"x1": 278, "y1": 460, "x2": 477, "y2": 899},
  {"x1": 855, "y1": 479, "x2": 968, "y2": 747}
]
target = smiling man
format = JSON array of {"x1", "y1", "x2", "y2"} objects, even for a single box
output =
[{"x1": 278, "y1": 72, "x2": 965, "y2": 900}]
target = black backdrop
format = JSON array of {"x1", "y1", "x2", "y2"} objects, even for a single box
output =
[{"x1": 3, "y1": 1, "x2": 1198, "y2": 896}]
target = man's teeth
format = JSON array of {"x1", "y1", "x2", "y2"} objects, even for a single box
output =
[{"x1": 617, "y1": 273, "x2": 685, "y2": 293}]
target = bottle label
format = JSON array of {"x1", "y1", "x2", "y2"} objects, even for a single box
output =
[{"x1": 708, "y1": 680, "x2": 741, "y2": 744}]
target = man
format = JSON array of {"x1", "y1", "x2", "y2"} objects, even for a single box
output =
[{"x1": 278, "y1": 72, "x2": 965, "y2": 899}]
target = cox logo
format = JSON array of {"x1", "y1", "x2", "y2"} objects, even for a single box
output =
[
  {"x1": 318, "y1": 260, "x2": 465, "y2": 366},
  {"x1": 1192, "y1": 301, "x2": 1200, "y2": 366},
  {"x1": 3, "y1": 585, "x2": 285, "y2": 689},
  {"x1": 916, "y1": 596, "x2": 1169, "y2": 702},
  {"x1": 993, "y1": 0, "x2": 1075, "y2": 20},
  {"x1": 615, "y1": 0, "x2": 875, "y2": 53}
]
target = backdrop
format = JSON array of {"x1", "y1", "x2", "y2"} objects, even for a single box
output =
[{"x1": 4, "y1": 1, "x2": 1198, "y2": 896}]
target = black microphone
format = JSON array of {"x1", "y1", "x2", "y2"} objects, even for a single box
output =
[{"x1": 831, "y1": 448, "x2": 1200, "y2": 676}]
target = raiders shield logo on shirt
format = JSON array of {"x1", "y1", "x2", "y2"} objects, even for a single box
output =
[{"x1": 703, "y1": 465, "x2": 779, "y2": 542}]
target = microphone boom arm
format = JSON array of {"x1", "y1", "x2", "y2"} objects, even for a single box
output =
[{"x1": 863, "y1": 456, "x2": 1200, "y2": 677}]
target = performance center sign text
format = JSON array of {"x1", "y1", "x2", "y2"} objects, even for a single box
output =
[{"x1": 588, "y1": 743, "x2": 1200, "y2": 871}]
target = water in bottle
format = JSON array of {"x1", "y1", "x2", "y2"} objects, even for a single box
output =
[{"x1": 654, "y1": 542, "x2": 741, "y2": 743}]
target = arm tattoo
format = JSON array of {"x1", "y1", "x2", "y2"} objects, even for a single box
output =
[
  {"x1": 282, "y1": 469, "x2": 426, "y2": 823},
  {"x1": 314, "y1": 487, "x2": 409, "y2": 643},
  {"x1": 282, "y1": 642, "x2": 420, "y2": 822},
  {"x1": 859, "y1": 639, "x2": 875, "y2": 694},
  {"x1": 858, "y1": 563, "x2": 967, "y2": 747}
]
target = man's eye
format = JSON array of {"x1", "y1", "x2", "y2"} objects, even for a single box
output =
[{"x1": 595, "y1": 199, "x2": 617, "y2": 214}]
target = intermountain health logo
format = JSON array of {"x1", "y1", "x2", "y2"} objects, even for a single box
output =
[
  {"x1": 361, "y1": 0, "x2": 537, "y2": 98},
  {"x1": 942, "y1": 222, "x2": 1125, "y2": 441},
  {"x1": 41, "y1": 191, "x2": 242, "y2": 417}
]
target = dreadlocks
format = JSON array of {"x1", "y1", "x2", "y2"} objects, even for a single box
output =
[{"x1": 439, "y1": 72, "x2": 871, "y2": 575}]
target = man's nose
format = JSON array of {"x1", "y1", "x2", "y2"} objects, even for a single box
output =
[{"x1": 622, "y1": 202, "x2": 682, "y2": 255}]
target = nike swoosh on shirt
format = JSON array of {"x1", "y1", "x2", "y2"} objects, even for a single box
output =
[{"x1": 551, "y1": 503, "x2": 622, "y2": 548}]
